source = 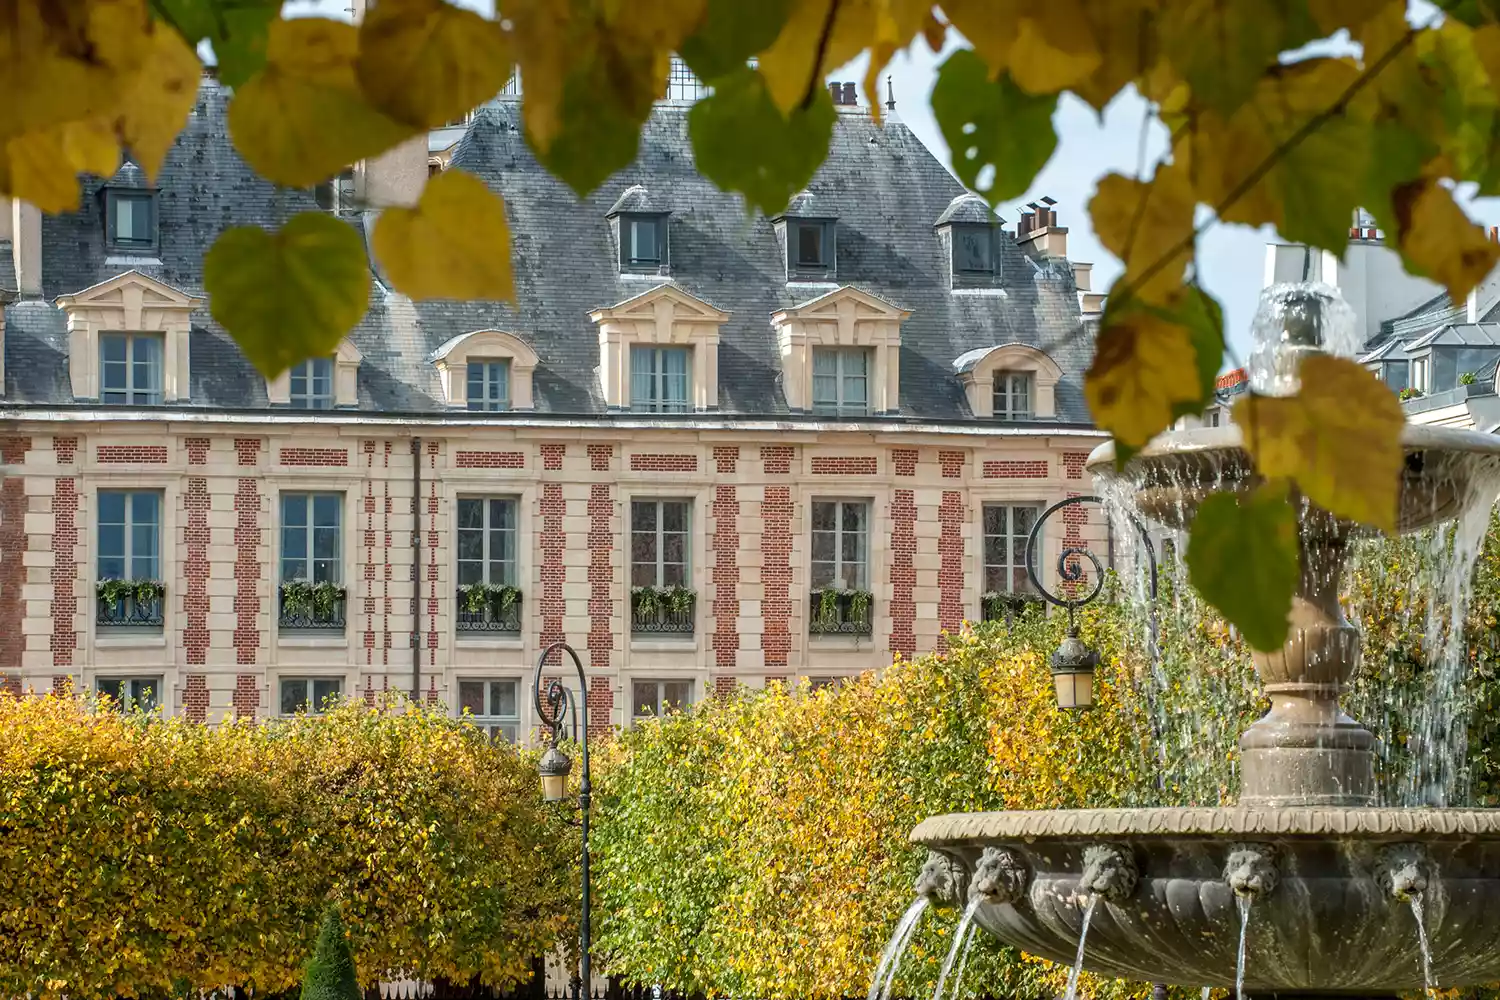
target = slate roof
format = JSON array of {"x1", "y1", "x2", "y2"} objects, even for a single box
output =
[{"x1": 5, "y1": 76, "x2": 1093, "y2": 424}]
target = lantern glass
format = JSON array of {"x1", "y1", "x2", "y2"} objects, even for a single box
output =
[
  {"x1": 541, "y1": 771, "x2": 570, "y2": 802},
  {"x1": 1052, "y1": 670, "x2": 1094, "y2": 710}
]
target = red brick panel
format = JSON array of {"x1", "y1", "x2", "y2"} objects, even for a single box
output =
[
  {"x1": 233, "y1": 674, "x2": 259, "y2": 719},
  {"x1": 184, "y1": 478, "x2": 210, "y2": 664},
  {"x1": 889, "y1": 489, "x2": 916, "y2": 659},
  {"x1": 542, "y1": 443, "x2": 565, "y2": 471},
  {"x1": 1062, "y1": 452, "x2": 1089, "y2": 480},
  {"x1": 456, "y1": 450, "x2": 525, "y2": 469},
  {"x1": 761, "y1": 486, "x2": 793, "y2": 667},
  {"x1": 712, "y1": 485, "x2": 739, "y2": 668},
  {"x1": 52, "y1": 675, "x2": 71, "y2": 696},
  {"x1": 587, "y1": 675, "x2": 613, "y2": 738},
  {"x1": 1062, "y1": 492, "x2": 1088, "y2": 597},
  {"x1": 539, "y1": 484, "x2": 565, "y2": 662},
  {"x1": 233, "y1": 477, "x2": 261, "y2": 665},
  {"x1": 55, "y1": 437, "x2": 77, "y2": 464},
  {"x1": 279, "y1": 447, "x2": 348, "y2": 467},
  {"x1": 234, "y1": 438, "x2": 261, "y2": 467},
  {"x1": 186, "y1": 437, "x2": 210, "y2": 465},
  {"x1": 629, "y1": 453, "x2": 699, "y2": 473},
  {"x1": 97, "y1": 445, "x2": 167, "y2": 464},
  {"x1": 938, "y1": 491, "x2": 966, "y2": 634},
  {"x1": 427, "y1": 445, "x2": 439, "y2": 666},
  {"x1": 811, "y1": 456, "x2": 877, "y2": 475},
  {"x1": 51, "y1": 473, "x2": 78, "y2": 667},
  {"x1": 0, "y1": 437, "x2": 32, "y2": 670},
  {"x1": 714, "y1": 446, "x2": 739, "y2": 475},
  {"x1": 939, "y1": 451, "x2": 966, "y2": 479},
  {"x1": 761, "y1": 445, "x2": 794, "y2": 475},
  {"x1": 713, "y1": 675, "x2": 737, "y2": 698},
  {"x1": 183, "y1": 674, "x2": 209, "y2": 723},
  {"x1": 587, "y1": 484, "x2": 613, "y2": 669},
  {"x1": 983, "y1": 459, "x2": 1048, "y2": 479},
  {"x1": 764, "y1": 675, "x2": 786, "y2": 686},
  {"x1": 892, "y1": 449, "x2": 917, "y2": 476},
  {"x1": 588, "y1": 444, "x2": 613, "y2": 472}
]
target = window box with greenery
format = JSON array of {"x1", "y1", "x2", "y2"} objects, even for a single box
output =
[
  {"x1": 457, "y1": 582, "x2": 523, "y2": 633},
  {"x1": 96, "y1": 578, "x2": 166, "y2": 628},
  {"x1": 981, "y1": 590, "x2": 1043, "y2": 623},
  {"x1": 278, "y1": 580, "x2": 347, "y2": 631},
  {"x1": 631, "y1": 585, "x2": 695, "y2": 634},
  {"x1": 809, "y1": 588, "x2": 873, "y2": 635}
]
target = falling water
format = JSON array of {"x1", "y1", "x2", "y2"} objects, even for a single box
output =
[
  {"x1": 1062, "y1": 895, "x2": 1100, "y2": 1000},
  {"x1": 1201, "y1": 988, "x2": 1212, "y2": 1000},
  {"x1": 1411, "y1": 892, "x2": 1434, "y2": 997},
  {"x1": 932, "y1": 899, "x2": 981, "y2": 1000},
  {"x1": 946, "y1": 913, "x2": 981, "y2": 1000},
  {"x1": 1235, "y1": 895, "x2": 1252, "y2": 1000},
  {"x1": 868, "y1": 898, "x2": 928, "y2": 1000}
]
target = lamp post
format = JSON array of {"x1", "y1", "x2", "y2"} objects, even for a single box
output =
[{"x1": 533, "y1": 641, "x2": 591, "y2": 1000}]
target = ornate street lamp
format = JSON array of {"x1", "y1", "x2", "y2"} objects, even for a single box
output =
[
  {"x1": 533, "y1": 641, "x2": 592, "y2": 1000},
  {"x1": 1024, "y1": 495, "x2": 1157, "y2": 711}
]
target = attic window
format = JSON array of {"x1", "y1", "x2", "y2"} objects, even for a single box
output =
[
  {"x1": 795, "y1": 221, "x2": 832, "y2": 267},
  {"x1": 315, "y1": 168, "x2": 356, "y2": 214},
  {"x1": 955, "y1": 225, "x2": 995, "y2": 274},
  {"x1": 623, "y1": 215, "x2": 665, "y2": 267},
  {"x1": 106, "y1": 191, "x2": 157, "y2": 253}
]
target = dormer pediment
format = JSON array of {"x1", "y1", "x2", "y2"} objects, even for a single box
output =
[
  {"x1": 590, "y1": 284, "x2": 728, "y2": 412},
  {"x1": 56, "y1": 270, "x2": 202, "y2": 326},
  {"x1": 590, "y1": 283, "x2": 730, "y2": 328},
  {"x1": 772, "y1": 285, "x2": 911, "y2": 327},
  {"x1": 771, "y1": 286, "x2": 909, "y2": 414},
  {"x1": 57, "y1": 270, "x2": 200, "y2": 405}
]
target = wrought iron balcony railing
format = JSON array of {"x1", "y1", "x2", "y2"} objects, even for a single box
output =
[
  {"x1": 97, "y1": 593, "x2": 164, "y2": 628},
  {"x1": 630, "y1": 589, "x2": 696, "y2": 634},
  {"x1": 808, "y1": 589, "x2": 873, "y2": 636},
  {"x1": 456, "y1": 588, "x2": 523, "y2": 633},
  {"x1": 278, "y1": 584, "x2": 346, "y2": 632}
]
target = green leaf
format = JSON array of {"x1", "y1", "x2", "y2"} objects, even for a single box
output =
[
  {"x1": 204, "y1": 212, "x2": 371, "y2": 378},
  {"x1": 523, "y1": 53, "x2": 655, "y2": 199},
  {"x1": 688, "y1": 67, "x2": 835, "y2": 216},
  {"x1": 154, "y1": 0, "x2": 280, "y2": 89},
  {"x1": 679, "y1": 0, "x2": 793, "y2": 82},
  {"x1": 1185, "y1": 486, "x2": 1299, "y2": 653},
  {"x1": 931, "y1": 49, "x2": 1058, "y2": 207},
  {"x1": 355, "y1": 0, "x2": 514, "y2": 129}
]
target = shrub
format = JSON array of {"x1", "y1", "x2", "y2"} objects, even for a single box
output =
[{"x1": 303, "y1": 907, "x2": 361, "y2": 1000}]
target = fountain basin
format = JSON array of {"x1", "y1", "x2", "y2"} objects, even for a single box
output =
[{"x1": 913, "y1": 807, "x2": 1500, "y2": 992}]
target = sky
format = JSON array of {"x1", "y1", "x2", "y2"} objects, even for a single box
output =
[{"x1": 292, "y1": 0, "x2": 1499, "y2": 362}]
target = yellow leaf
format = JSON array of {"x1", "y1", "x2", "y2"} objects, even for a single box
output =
[
  {"x1": 356, "y1": 0, "x2": 513, "y2": 129},
  {"x1": 372, "y1": 169, "x2": 514, "y2": 302},
  {"x1": 204, "y1": 212, "x2": 372, "y2": 378},
  {"x1": 1233, "y1": 355, "x2": 1404, "y2": 532},
  {"x1": 114, "y1": 22, "x2": 203, "y2": 180},
  {"x1": 1089, "y1": 163, "x2": 1197, "y2": 304},
  {"x1": 1389, "y1": 179, "x2": 1500, "y2": 306},
  {"x1": 758, "y1": 0, "x2": 878, "y2": 114},
  {"x1": 4, "y1": 120, "x2": 119, "y2": 213},
  {"x1": 1007, "y1": 2, "x2": 1102, "y2": 96},
  {"x1": 1070, "y1": 0, "x2": 1162, "y2": 112},
  {"x1": 228, "y1": 17, "x2": 419, "y2": 189},
  {"x1": 1085, "y1": 285, "x2": 1224, "y2": 460}
]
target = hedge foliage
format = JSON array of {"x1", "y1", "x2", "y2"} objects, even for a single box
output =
[
  {"x1": 593, "y1": 512, "x2": 1500, "y2": 1000},
  {"x1": 0, "y1": 697, "x2": 575, "y2": 1000}
]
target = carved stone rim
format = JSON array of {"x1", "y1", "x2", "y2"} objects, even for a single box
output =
[
  {"x1": 911, "y1": 807, "x2": 1500, "y2": 844},
  {"x1": 1085, "y1": 423, "x2": 1500, "y2": 472}
]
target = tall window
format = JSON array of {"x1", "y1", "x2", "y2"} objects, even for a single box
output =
[
  {"x1": 983, "y1": 504, "x2": 1040, "y2": 594},
  {"x1": 993, "y1": 371, "x2": 1034, "y2": 420},
  {"x1": 459, "y1": 679, "x2": 521, "y2": 742},
  {"x1": 632, "y1": 679, "x2": 691, "y2": 721},
  {"x1": 811, "y1": 500, "x2": 869, "y2": 590},
  {"x1": 467, "y1": 359, "x2": 511, "y2": 411},
  {"x1": 98, "y1": 491, "x2": 160, "y2": 581},
  {"x1": 280, "y1": 677, "x2": 342, "y2": 716},
  {"x1": 99, "y1": 332, "x2": 163, "y2": 405},
  {"x1": 630, "y1": 346, "x2": 690, "y2": 413},
  {"x1": 96, "y1": 676, "x2": 162, "y2": 713},
  {"x1": 281, "y1": 493, "x2": 341, "y2": 583},
  {"x1": 630, "y1": 500, "x2": 689, "y2": 587},
  {"x1": 289, "y1": 357, "x2": 334, "y2": 409},
  {"x1": 956, "y1": 227, "x2": 994, "y2": 273},
  {"x1": 625, "y1": 216, "x2": 663, "y2": 266},
  {"x1": 794, "y1": 221, "x2": 831, "y2": 267},
  {"x1": 811, "y1": 348, "x2": 869, "y2": 415},
  {"x1": 107, "y1": 192, "x2": 156, "y2": 251},
  {"x1": 457, "y1": 498, "x2": 517, "y2": 586}
]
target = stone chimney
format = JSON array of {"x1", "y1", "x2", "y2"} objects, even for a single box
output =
[
  {"x1": 1468, "y1": 285, "x2": 1479, "y2": 324},
  {"x1": 10, "y1": 199, "x2": 41, "y2": 298},
  {"x1": 1072, "y1": 261, "x2": 1105, "y2": 316},
  {"x1": 1016, "y1": 196, "x2": 1067, "y2": 258}
]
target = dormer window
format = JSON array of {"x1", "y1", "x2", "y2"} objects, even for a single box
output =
[
  {"x1": 630, "y1": 346, "x2": 690, "y2": 413},
  {"x1": 935, "y1": 194, "x2": 1003, "y2": 290},
  {"x1": 796, "y1": 221, "x2": 829, "y2": 267},
  {"x1": 315, "y1": 168, "x2": 356, "y2": 214},
  {"x1": 993, "y1": 370, "x2": 1033, "y2": 420},
  {"x1": 106, "y1": 191, "x2": 157, "y2": 254},
  {"x1": 100, "y1": 332, "x2": 163, "y2": 405},
  {"x1": 956, "y1": 226, "x2": 996, "y2": 274},
  {"x1": 623, "y1": 215, "x2": 666, "y2": 268},
  {"x1": 289, "y1": 358, "x2": 334, "y2": 410},
  {"x1": 774, "y1": 193, "x2": 837, "y2": 281},
  {"x1": 812, "y1": 348, "x2": 870, "y2": 415},
  {"x1": 467, "y1": 359, "x2": 511, "y2": 411}
]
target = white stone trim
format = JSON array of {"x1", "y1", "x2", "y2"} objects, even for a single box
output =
[
  {"x1": 428, "y1": 330, "x2": 540, "y2": 410},
  {"x1": 589, "y1": 284, "x2": 729, "y2": 411},
  {"x1": 266, "y1": 339, "x2": 364, "y2": 407},
  {"x1": 771, "y1": 286, "x2": 910, "y2": 415},
  {"x1": 56, "y1": 270, "x2": 201, "y2": 404},
  {"x1": 955, "y1": 343, "x2": 1064, "y2": 419}
]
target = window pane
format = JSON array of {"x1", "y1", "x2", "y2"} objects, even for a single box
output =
[
  {"x1": 458, "y1": 498, "x2": 483, "y2": 530},
  {"x1": 459, "y1": 680, "x2": 485, "y2": 716},
  {"x1": 313, "y1": 495, "x2": 340, "y2": 528},
  {"x1": 662, "y1": 349, "x2": 689, "y2": 410},
  {"x1": 810, "y1": 560, "x2": 836, "y2": 588},
  {"x1": 630, "y1": 218, "x2": 659, "y2": 262},
  {"x1": 101, "y1": 334, "x2": 128, "y2": 365},
  {"x1": 811, "y1": 531, "x2": 835, "y2": 564},
  {"x1": 958, "y1": 229, "x2": 992, "y2": 272},
  {"x1": 663, "y1": 682, "x2": 690, "y2": 712},
  {"x1": 797, "y1": 223, "x2": 823, "y2": 265},
  {"x1": 631, "y1": 533, "x2": 657, "y2": 587},
  {"x1": 631, "y1": 500, "x2": 657, "y2": 533},
  {"x1": 131, "y1": 335, "x2": 162, "y2": 402},
  {"x1": 457, "y1": 526, "x2": 483, "y2": 563},
  {"x1": 281, "y1": 679, "x2": 308, "y2": 715},
  {"x1": 813, "y1": 350, "x2": 838, "y2": 377},
  {"x1": 490, "y1": 680, "x2": 518, "y2": 718},
  {"x1": 490, "y1": 499, "x2": 516, "y2": 532},
  {"x1": 662, "y1": 501, "x2": 687, "y2": 533},
  {"x1": 632, "y1": 681, "x2": 658, "y2": 718},
  {"x1": 97, "y1": 678, "x2": 123, "y2": 703},
  {"x1": 630, "y1": 347, "x2": 655, "y2": 410},
  {"x1": 842, "y1": 373, "x2": 867, "y2": 410},
  {"x1": 131, "y1": 678, "x2": 160, "y2": 713},
  {"x1": 283, "y1": 494, "x2": 309, "y2": 528},
  {"x1": 841, "y1": 502, "x2": 867, "y2": 533},
  {"x1": 811, "y1": 501, "x2": 836, "y2": 531},
  {"x1": 313, "y1": 679, "x2": 341, "y2": 711}
]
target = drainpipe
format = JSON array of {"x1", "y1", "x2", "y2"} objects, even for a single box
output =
[{"x1": 411, "y1": 437, "x2": 422, "y2": 703}]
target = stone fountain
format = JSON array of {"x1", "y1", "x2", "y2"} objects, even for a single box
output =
[{"x1": 911, "y1": 283, "x2": 1500, "y2": 997}]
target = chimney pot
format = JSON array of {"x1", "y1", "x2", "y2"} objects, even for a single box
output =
[
  {"x1": 829, "y1": 82, "x2": 842, "y2": 104},
  {"x1": 841, "y1": 82, "x2": 857, "y2": 106},
  {"x1": 1019, "y1": 212, "x2": 1035, "y2": 237}
]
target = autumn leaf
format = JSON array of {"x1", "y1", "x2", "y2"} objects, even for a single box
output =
[
  {"x1": 3, "y1": 121, "x2": 119, "y2": 213},
  {"x1": 1085, "y1": 285, "x2": 1224, "y2": 465},
  {"x1": 931, "y1": 50, "x2": 1058, "y2": 207},
  {"x1": 1157, "y1": 0, "x2": 1312, "y2": 114},
  {"x1": 1233, "y1": 355, "x2": 1405, "y2": 533},
  {"x1": 114, "y1": 23, "x2": 203, "y2": 180},
  {"x1": 756, "y1": 0, "x2": 881, "y2": 114},
  {"x1": 155, "y1": 0, "x2": 280, "y2": 88},
  {"x1": 678, "y1": 0, "x2": 794, "y2": 82},
  {"x1": 1185, "y1": 485, "x2": 1300, "y2": 652},
  {"x1": 228, "y1": 17, "x2": 418, "y2": 189},
  {"x1": 688, "y1": 67, "x2": 835, "y2": 216},
  {"x1": 1089, "y1": 163, "x2": 1197, "y2": 304},
  {"x1": 1386, "y1": 179, "x2": 1500, "y2": 306},
  {"x1": 372, "y1": 170, "x2": 514, "y2": 302},
  {"x1": 205, "y1": 212, "x2": 372, "y2": 378},
  {"x1": 356, "y1": 0, "x2": 513, "y2": 129},
  {"x1": 1006, "y1": 1, "x2": 1102, "y2": 96}
]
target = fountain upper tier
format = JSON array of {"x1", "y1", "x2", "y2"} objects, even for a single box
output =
[{"x1": 1085, "y1": 424, "x2": 1500, "y2": 535}]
